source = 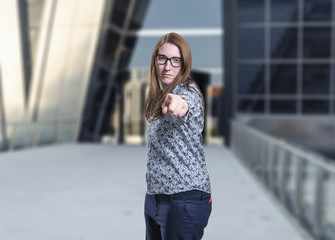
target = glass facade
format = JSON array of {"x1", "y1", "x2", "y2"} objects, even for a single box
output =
[
  {"x1": 222, "y1": 0, "x2": 335, "y2": 151},
  {"x1": 0, "y1": 0, "x2": 150, "y2": 151},
  {"x1": 80, "y1": 0, "x2": 150, "y2": 142},
  {"x1": 228, "y1": 0, "x2": 335, "y2": 116},
  {"x1": 225, "y1": 2, "x2": 335, "y2": 238}
]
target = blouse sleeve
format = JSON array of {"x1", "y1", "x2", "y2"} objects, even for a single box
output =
[{"x1": 172, "y1": 83, "x2": 204, "y2": 129}]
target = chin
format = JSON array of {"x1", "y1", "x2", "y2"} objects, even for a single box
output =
[{"x1": 161, "y1": 79, "x2": 173, "y2": 86}]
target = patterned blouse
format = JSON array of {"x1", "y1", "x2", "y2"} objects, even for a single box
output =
[{"x1": 146, "y1": 83, "x2": 211, "y2": 195}]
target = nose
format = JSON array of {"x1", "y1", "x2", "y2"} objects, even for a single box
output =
[{"x1": 164, "y1": 59, "x2": 172, "y2": 70}]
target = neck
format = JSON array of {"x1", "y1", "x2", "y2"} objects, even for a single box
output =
[{"x1": 161, "y1": 83, "x2": 168, "y2": 90}]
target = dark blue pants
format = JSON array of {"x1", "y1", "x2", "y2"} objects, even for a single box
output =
[{"x1": 144, "y1": 190, "x2": 212, "y2": 240}]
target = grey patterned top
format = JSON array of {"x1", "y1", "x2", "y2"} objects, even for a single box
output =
[{"x1": 146, "y1": 83, "x2": 211, "y2": 195}]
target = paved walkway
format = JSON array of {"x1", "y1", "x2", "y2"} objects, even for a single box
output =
[{"x1": 0, "y1": 144, "x2": 312, "y2": 240}]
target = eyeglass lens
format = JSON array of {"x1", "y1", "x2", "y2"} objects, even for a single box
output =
[{"x1": 156, "y1": 54, "x2": 182, "y2": 67}]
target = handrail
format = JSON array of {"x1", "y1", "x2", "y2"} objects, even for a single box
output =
[
  {"x1": 231, "y1": 120, "x2": 335, "y2": 240},
  {"x1": 233, "y1": 121, "x2": 335, "y2": 173}
]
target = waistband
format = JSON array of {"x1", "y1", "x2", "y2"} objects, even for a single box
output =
[{"x1": 154, "y1": 190, "x2": 210, "y2": 201}]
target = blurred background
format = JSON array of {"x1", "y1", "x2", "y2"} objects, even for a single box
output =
[
  {"x1": 0, "y1": 0, "x2": 335, "y2": 239},
  {"x1": 0, "y1": 0, "x2": 223, "y2": 149}
]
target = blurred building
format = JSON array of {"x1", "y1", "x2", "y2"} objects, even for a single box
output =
[
  {"x1": 222, "y1": 0, "x2": 335, "y2": 159},
  {"x1": 115, "y1": 68, "x2": 220, "y2": 145},
  {"x1": 206, "y1": 85, "x2": 223, "y2": 144},
  {"x1": 0, "y1": 0, "x2": 150, "y2": 151},
  {"x1": 123, "y1": 68, "x2": 149, "y2": 145}
]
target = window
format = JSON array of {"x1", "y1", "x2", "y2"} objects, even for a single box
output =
[
  {"x1": 302, "y1": 100, "x2": 329, "y2": 114},
  {"x1": 303, "y1": 27, "x2": 331, "y2": 58},
  {"x1": 110, "y1": 0, "x2": 130, "y2": 28},
  {"x1": 270, "y1": 100, "x2": 297, "y2": 113},
  {"x1": 238, "y1": 98, "x2": 265, "y2": 113},
  {"x1": 270, "y1": 64, "x2": 297, "y2": 94},
  {"x1": 102, "y1": 30, "x2": 120, "y2": 64},
  {"x1": 238, "y1": 64, "x2": 265, "y2": 94},
  {"x1": 238, "y1": 28, "x2": 265, "y2": 59},
  {"x1": 271, "y1": 0, "x2": 298, "y2": 22},
  {"x1": 237, "y1": 0, "x2": 265, "y2": 23},
  {"x1": 302, "y1": 64, "x2": 330, "y2": 94},
  {"x1": 270, "y1": 27, "x2": 298, "y2": 58},
  {"x1": 304, "y1": 0, "x2": 332, "y2": 22}
]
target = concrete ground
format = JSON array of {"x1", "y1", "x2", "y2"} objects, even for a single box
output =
[{"x1": 0, "y1": 144, "x2": 312, "y2": 240}]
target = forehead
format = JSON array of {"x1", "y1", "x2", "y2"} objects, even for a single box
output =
[{"x1": 157, "y1": 43, "x2": 181, "y2": 57}]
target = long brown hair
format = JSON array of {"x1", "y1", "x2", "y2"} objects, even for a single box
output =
[{"x1": 145, "y1": 32, "x2": 201, "y2": 120}]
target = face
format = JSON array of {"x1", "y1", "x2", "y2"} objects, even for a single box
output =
[{"x1": 155, "y1": 43, "x2": 182, "y2": 89}]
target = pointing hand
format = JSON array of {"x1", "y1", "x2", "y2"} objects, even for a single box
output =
[{"x1": 162, "y1": 93, "x2": 189, "y2": 118}]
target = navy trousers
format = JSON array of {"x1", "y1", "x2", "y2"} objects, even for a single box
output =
[{"x1": 144, "y1": 190, "x2": 212, "y2": 240}]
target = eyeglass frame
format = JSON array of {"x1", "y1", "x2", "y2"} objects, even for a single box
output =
[{"x1": 155, "y1": 54, "x2": 184, "y2": 67}]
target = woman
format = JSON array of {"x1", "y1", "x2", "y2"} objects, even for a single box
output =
[{"x1": 144, "y1": 32, "x2": 212, "y2": 240}]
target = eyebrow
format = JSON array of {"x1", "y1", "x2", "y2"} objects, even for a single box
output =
[{"x1": 156, "y1": 53, "x2": 182, "y2": 58}]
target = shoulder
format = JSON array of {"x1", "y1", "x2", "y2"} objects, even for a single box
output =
[
  {"x1": 172, "y1": 82, "x2": 200, "y2": 96},
  {"x1": 172, "y1": 82, "x2": 203, "y2": 115}
]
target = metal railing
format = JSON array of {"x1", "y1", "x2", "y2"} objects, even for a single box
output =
[{"x1": 231, "y1": 120, "x2": 335, "y2": 240}]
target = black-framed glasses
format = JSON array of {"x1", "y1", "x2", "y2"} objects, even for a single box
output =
[{"x1": 155, "y1": 54, "x2": 183, "y2": 67}]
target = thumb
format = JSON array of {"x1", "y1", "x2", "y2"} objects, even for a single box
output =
[{"x1": 162, "y1": 105, "x2": 169, "y2": 114}]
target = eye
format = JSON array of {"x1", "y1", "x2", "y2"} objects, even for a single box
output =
[{"x1": 158, "y1": 55, "x2": 166, "y2": 61}]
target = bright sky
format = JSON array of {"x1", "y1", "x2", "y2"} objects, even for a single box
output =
[{"x1": 129, "y1": 0, "x2": 223, "y2": 71}]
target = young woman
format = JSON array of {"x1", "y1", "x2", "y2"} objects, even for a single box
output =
[{"x1": 144, "y1": 32, "x2": 212, "y2": 240}]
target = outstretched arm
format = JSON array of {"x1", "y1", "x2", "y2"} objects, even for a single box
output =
[{"x1": 162, "y1": 93, "x2": 189, "y2": 118}]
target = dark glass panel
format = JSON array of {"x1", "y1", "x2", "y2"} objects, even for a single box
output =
[
  {"x1": 238, "y1": 99, "x2": 265, "y2": 113},
  {"x1": 270, "y1": 27, "x2": 297, "y2": 58},
  {"x1": 110, "y1": 0, "x2": 130, "y2": 27},
  {"x1": 238, "y1": 64, "x2": 265, "y2": 94},
  {"x1": 302, "y1": 100, "x2": 329, "y2": 114},
  {"x1": 237, "y1": 0, "x2": 265, "y2": 23},
  {"x1": 128, "y1": 0, "x2": 150, "y2": 30},
  {"x1": 94, "y1": 69, "x2": 109, "y2": 105},
  {"x1": 271, "y1": 0, "x2": 298, "y2": 22},
  {"x1": 238, "y1": 28, "x2": 265, "y2": 59},
  {"x1": 118, "y1": 51, "x2": 131, "y2": 70},
  {"x1": 302, "y1": 64, "x2": 330, "y2": 94},
  {"x1": 97, "y1": 68, "x2": 109, "y2": 84},
  {"x1": 125, "y1": 36, "x2": 136, "y2": 50},
  {"x1": 304, "y1": 0, "x2": 332, "y2": 22},
  {"x1": 303, "y1": 27, "x2": 331, "y2": 58},
  {"x1": 102, "y1": 30, "x2": 120, "y2": 63},
  {"x1": 270, "y1": 64, "x2": 297, "y2": 94},
  {"x1": 270, "y1": 100, "x2": 297, "y2": 113}
]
